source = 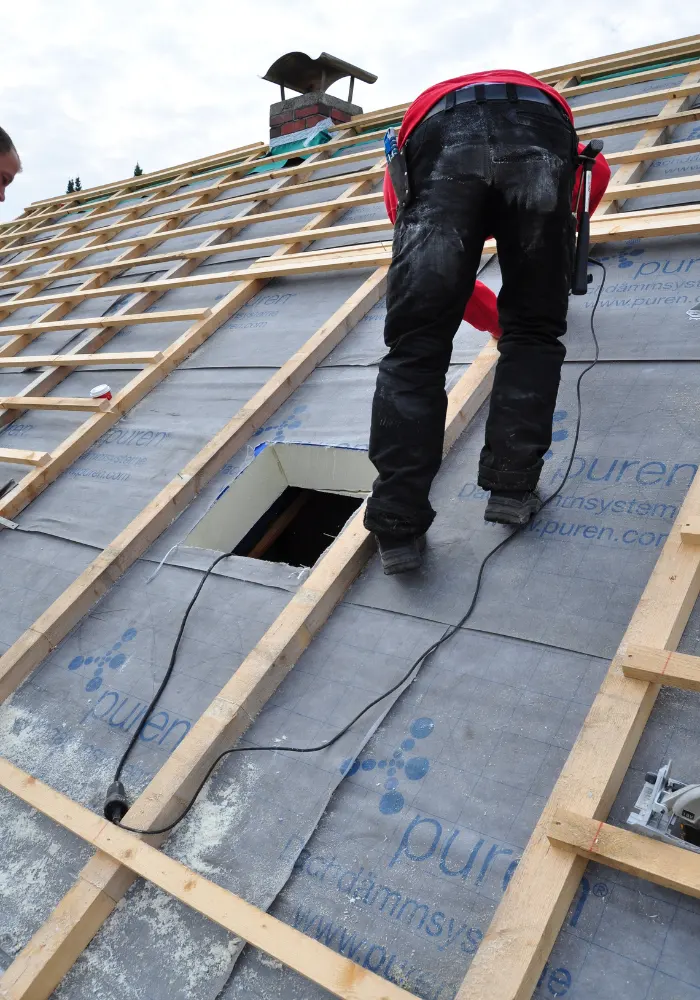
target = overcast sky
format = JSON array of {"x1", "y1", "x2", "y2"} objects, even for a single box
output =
[{"x1": 2, "y1": 0, "x2": 698, "y2": 217}]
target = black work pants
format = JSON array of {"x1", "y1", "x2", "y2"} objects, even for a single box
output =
[{"x1": 364, "y1": 98, "x2": 577, "y2": 540}]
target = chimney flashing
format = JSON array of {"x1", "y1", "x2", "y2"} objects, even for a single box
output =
[{"x1": 268, "y1": 117, "x2": 335, "y2": 149}]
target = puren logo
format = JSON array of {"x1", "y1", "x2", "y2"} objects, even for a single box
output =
[
  {"x1": 597, "y1": 246, "x2": 644, "y2": 269},
  {"x1": 67, "y1": 628, "x2": 137, "y2": 692},
  {"x1": 340, "y1": 717, "x2": 435, "y2": 815},
  {"x1": 252, "y1": 404, "x2": 308, "y2": 446},
  {"x1": 544, "y1": 409, "x2": 569, "y2": 461}
]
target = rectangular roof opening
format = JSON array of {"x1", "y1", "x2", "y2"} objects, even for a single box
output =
[
  {"x1": 232, "y1": 484, "x2": 362, "y2": 566},
  {"x1": 186, "y1": 442, "x2": 374, "y2": 567}
]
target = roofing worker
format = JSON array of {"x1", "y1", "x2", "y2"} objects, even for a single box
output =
[
  {"x1": 364, "y1": 71, "x2": 610, "y2": 575},
  {"x1": 0, "y1": 127, "x2": 21, "y2": 202}
]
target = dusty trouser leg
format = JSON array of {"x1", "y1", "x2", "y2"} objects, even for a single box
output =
[
  {"x1": 365, "y1": 108, "x2": 490, "y2": 540},
  {"x1": 478, "y1": 103, "x2": 576, "y2": 494}
]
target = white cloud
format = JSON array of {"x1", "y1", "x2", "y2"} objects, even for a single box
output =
[{"x1": 1, "y1": 0, "x2": 698, "y2": 216}]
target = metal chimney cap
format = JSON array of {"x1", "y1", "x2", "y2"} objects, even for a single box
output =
[{"x1": 262, "y1": 51, "x2": 377, "y2": 95}]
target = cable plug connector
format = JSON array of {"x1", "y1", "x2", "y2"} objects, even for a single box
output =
[{"x1": 104, "y1": 780, "x2": 129, "y2": 823}]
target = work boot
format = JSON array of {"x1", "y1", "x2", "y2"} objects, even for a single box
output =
[
  {"x1": 484, "y1": 490, "x2": 540, "y2": 526},
  {"x1": 376, "y1": 534, "x2": 426, "y2": 575}
]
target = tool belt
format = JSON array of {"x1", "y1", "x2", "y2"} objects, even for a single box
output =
[{"x1": 421, "y1": 82, "x2": 566, "y2": 125}]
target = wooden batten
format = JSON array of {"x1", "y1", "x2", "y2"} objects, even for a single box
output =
[
  {"x1": 548, "y1": 811, "x2": 700, "y2": 900},
  {"x1": 0, "y1": 448, "x2": 50, "y2": 467}
]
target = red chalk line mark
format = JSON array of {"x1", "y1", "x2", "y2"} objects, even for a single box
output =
[{"x1": 586, "y1": 820, "x2": 605, "y2": 854}]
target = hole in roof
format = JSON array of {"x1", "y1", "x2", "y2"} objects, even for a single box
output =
[
  {"x1": 186, "y1": 442, "x2": 374, "y2": 568},
  {"x1": 233, "y1": 485, "x2": 362, "y2": 566}
]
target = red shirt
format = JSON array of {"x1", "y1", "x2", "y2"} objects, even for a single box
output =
[
  {"x1": 383, "y1": 71, "x2": 612, "y2": 337},
  {"x1": 396, "y1": 70, "x2": 575, "y2": 147}
]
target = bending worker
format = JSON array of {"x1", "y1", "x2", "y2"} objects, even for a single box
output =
[{"x1": 364, "y1": 70, "x2": 610, "y2": 574}]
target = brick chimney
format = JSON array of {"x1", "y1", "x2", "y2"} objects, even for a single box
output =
[{"x1": 263, "y1": 51, "x2": 377, "y2": 144}]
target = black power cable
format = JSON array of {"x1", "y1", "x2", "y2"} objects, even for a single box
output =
[
  {"x1": 0, "y1": 479, "x2": 16, "y2": 501},
  {"x1": 103, "y1": 548, "x2": 234, "y2": 821},
  {"x1": 108, "y1": 259, "x2": 606, "y2": 835}
]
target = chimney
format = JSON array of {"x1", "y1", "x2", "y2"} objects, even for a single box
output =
[{"x1": 262, "y1": 51, "x2": 377, "y2": 145}]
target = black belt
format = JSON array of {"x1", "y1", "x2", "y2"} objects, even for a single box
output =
[{"x1": 422, "y1": 83, "x2": 560, "y2": 124}]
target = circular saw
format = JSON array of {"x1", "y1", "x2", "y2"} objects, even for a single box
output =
[{"x1": 627, "y1": 761, "x2": 700, "y2": 853}]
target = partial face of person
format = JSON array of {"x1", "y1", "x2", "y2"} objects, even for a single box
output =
[{"x1": 0, "y1": 148, "x2": 21, "y2": 201}]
